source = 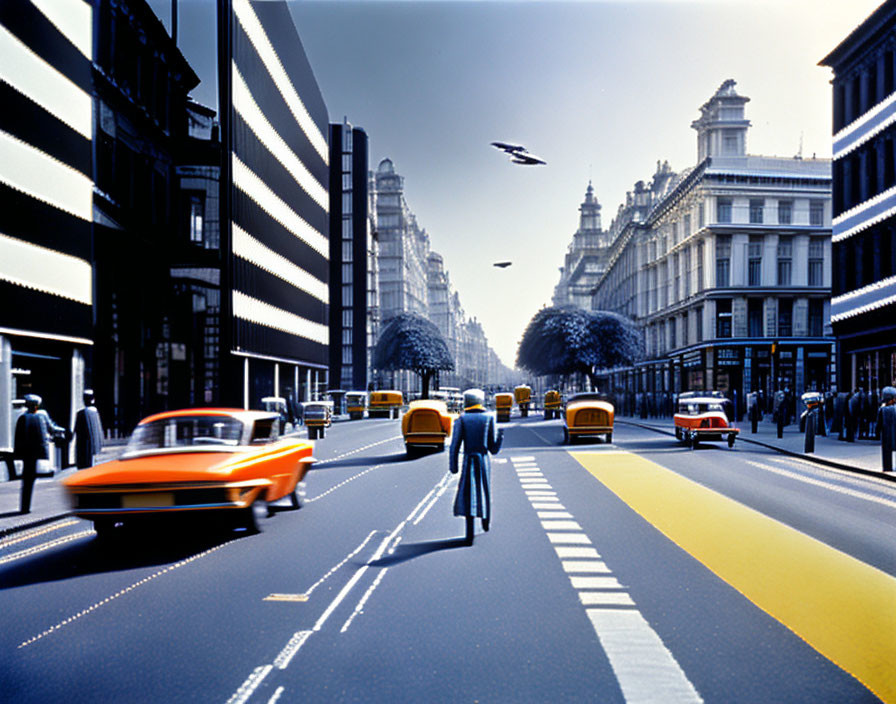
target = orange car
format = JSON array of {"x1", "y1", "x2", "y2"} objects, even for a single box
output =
[
  {"x1": 369, "y1": 390, "x2": 403, "y2": 419},
  {"x1": 674, "y1": 393, "x2": 738, "y2": 448},
  {"x1": 63, "y1": 408, "x2": 315, "y2": 537},
  {"x1": 544, "y1": 390, "x2": 562, "y2": 419},
  {"x1": 401, "y1": 400, "x2": 454, "y2": 455},
  {"x1": 495, "y1": 392, "x2": 514, "y2": 423},
  {"x1": 562, "y1": 393, "x2": 614, "y2": 444},
  {"x1": 514, "y1": 385, "x2": 532, "y2": 417}
]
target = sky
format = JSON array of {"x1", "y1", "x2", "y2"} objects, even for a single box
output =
[{"x1": 167, "y1": 0, "x2": 885, "y2": 368}]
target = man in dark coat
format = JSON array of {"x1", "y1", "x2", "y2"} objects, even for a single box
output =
[
  {"x1": 878, "y1": 387, "x2": 896, "y2": 472},
  {"x1": 13, "y1": 394, "x2": 51, "y2": 513},
  {"x1": 449, "y1": 388, "x2": 504, "y2": 545},
  {"x1": 74, "y1": 390, "x2": 104, "y2": 469}
]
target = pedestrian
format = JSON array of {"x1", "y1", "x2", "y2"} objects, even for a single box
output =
[
  {"x1": 878, "y1": 387, "x2": 896, "y2": 472},
  {"x1": 13, "y1": 394, "x2": 51, "y2": 513},
  {"x1": 449, "y1": 388, "x2": 504, "y2": 545},
  {"x1": 847, "y1": 389, "x2": 861, "y2": 442},
  {"x1": 74, "y1": 389, "x2": 104, "y2": 469}
]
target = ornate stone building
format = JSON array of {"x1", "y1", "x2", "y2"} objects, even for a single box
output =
[{"x1": 552, "y1": 183, "x2": 609, "y2": 308}]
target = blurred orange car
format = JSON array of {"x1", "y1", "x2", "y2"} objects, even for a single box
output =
[
  {"x1": 562, "y1": 393, "x2": 614, "y2": 444},
  {"x1": 401, "y1": 399, "x2": 454, "y2": 456},
  {"x1": 63, "y1": 408, "x2": 315, "y2": 537}
]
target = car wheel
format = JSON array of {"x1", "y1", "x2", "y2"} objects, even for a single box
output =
[
  {"x1": 675, "y1": 427, "x2": 682, "y2": 441},
  {"x1": 728, "y1": 434, "x2": 736, "y2": 448},
  {"x1": 289, "y1": 488, "x2": 302, "y2": 510},
  {"x1": 240, "y1": 497, "x2": 268, "y2": 533},
  {"x1": 93, "y1": 518, "x2": 118, "y2": 541},
  {"x1": 320, "y1": 427, "x2": 326, "y2": 439},
  {"x1": 690, "y1": 434, "x2": 699, "y2": 449},
  {"x1": 562, "y1": 427, "x2": 569, "y2": 445},
  {"x1": 607, "y1": 433, "x2": 613, "y2": 443}
]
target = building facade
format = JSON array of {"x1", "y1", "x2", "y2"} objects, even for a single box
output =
[
  {"x1": 1, "y1": 0, "x2": 95, "y2": 460},
  {"x1": 329, "y1": 120, "x2": 373, "y2": 392},
  {"x1": 592, "y1": 81, "x2": 833, "y2": 414},
  {"x1": 552, "y1": 182, "x2": 609, "y2": 308},
  {"x1": 821, "y1": 0, "x2": 896, "y2": 392}
]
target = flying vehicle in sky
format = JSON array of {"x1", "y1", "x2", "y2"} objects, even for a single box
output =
[
  {"x1": 493, "y1": 261, "x2": 513, "y2": 268},
  {"x1": 510, "y1": 151, "x2": 547, "y2": 166},
  {"x1": 490, "y1": 141, "x2": 526, "y2": 154}
]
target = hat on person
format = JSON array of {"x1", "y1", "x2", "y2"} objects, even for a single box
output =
[
  {"x1": 463, "y1": 388, "x2": 485, "y2": 411},
  {"x1": 882, "y1": 386, "x2": 896, "y2": 403},
  {"x1": 24, "y1": 394, "x2": 41, "y2": 409}
]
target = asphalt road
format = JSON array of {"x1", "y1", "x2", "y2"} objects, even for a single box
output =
[{"x1": 2, "y1": 416, "x2": 894, "y2": 703}]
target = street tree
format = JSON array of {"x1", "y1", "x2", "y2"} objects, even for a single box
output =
[
  {"x1": 373, "y1": 312, "x2": 455, "y2": 398},
  {"x1": 516, "y1": 306, "x2": 642, "y2": 390}
]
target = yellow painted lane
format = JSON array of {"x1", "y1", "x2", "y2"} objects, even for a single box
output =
[{"x1": 572, "y1": 450, "x2": 896, "y2": 703}]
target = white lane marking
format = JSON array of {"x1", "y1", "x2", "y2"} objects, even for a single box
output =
[
  {"x1": 302, "y1": 530, "x2": 378, "y2": 598},
  {"x1": 266, "y1": 686, "x2": 285, "y2": 704},
  {"x1": 226, "y1": 664, "x2": 273, "y2": 704},
  {"x1": 532, "y1": 503, "x2": 565, "y2": 510},
  {"x1": 314, "y1": 434, "x2": 403, "y2": 466},
  {"x1": 580, "y1": 592, "x2": 636, "y2": 606},
  {"x1": 555, "y1": 546, "x2": 601, "y2": 559},
  {"x1": 273, "y1": 631, "x2": 312, "y2": 670},
  {"x1": 541, "y1": 520, "x2": 582, "y2": 531},
  {"x1": 0, "y1": 530, "x2": 94, "y2": 565},
  {"x1": 538, "y1": 511, "x2": 574, "y2": 519},
  {"x1": 493, "y1": 458, "x2": 508, "y2": 464},
  {"x1": 524, "y1": 484, "x2": 554, "y2": 491},
  {"x1": 306, "y1": 464, "x2": 383, "y2": 503},
  {"x1": 511, "y1": 456, "x2": 536, "y2": 463},
  {"x1": 562, "y1": 560, "x2": 611, "y2": 573},
  {"x1": 525, "y1": 490, "x2": 557, "y2": 496},
  {"x1": 747, "y1": 459, "x2": 896, "y2": 510},
  {"x1": 570, "y1": 576, "x2": 623, "y2": 590},
  {"x1": 520, "y1": 477, "x2": 548, "y2": 484},
  {"x1": 19, "y1": 543, "x2": 226, "y2": 649},
  {"x1": 340, "y1": 567, "x2": 390, "y2": 633},
  {"x1": 586, "y1": 609, "x2": 703, "y2": 703},
  {"x1": 0, "y1": 519, "x2": 79, "y2": 549},
  {"x1": 547, "y1": 532, "x2": 591, "y2": 544}
]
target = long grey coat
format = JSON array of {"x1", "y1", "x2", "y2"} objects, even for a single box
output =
[{"x1": 449, "y1": 409, "x2": 503, "y2": 518}]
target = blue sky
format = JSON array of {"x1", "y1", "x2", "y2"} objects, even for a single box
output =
[{"x1": 163, "y1": 0, "x2": 883, "y2": 366}]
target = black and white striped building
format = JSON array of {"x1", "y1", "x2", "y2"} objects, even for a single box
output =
[
  {"x1": 0, "y1": 0, "x2": 94, "y2": 456},
  {"x1": 224, "y1": 0, "x2": 330, "y2": 407}
]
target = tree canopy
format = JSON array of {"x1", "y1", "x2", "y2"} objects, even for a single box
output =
[
  {"x1": 516, "y1": 306, "x2": 642, "y2": 389},
  {"x1": 373, "y1": 312, "x2": 455, "y2": 398}
]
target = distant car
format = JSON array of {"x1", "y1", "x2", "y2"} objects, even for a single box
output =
[
  {"x1": 261, "y1": 396, "x2": 291, "y2": 433},
  {"x1": 346, "y1": 391, "x2": 367, "y2": 420},
  {"x1": 369, "y1": 390, "x2": 403, "y2": 419},
  {"x1": 562, "y1": 393, "x2": 614, "y2": 444},
  {"x1": 514, "y1": 385, "x2": 532, "y2": 417},
  {"x1": 674, "y1": 394, "x2": 739, "y2": 448},
  {"x1": 495, "y1": 392, "x2": 514, "y2": 423},
  {"x1": 63, "y1": 409, "x2": 315, "y2": 537},
  {"x1": 544, "y1": 390, "x2": 562, "y2": 419},
  {"x1": 401, "y1": 400, "x2": 454, "y2": 456},
  {"x1": 303, "y1": 401, "x2": 332, "y2": 439}
]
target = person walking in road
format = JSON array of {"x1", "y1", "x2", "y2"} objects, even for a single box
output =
[
  {"x1": 449, "y1": 388, "x2": 504, "y2": 545},
  {"x1": 13, "y1": 394, "x2": 51, "y2": 513},
  {"x1": 878, "y1": 387, "x2": 896, "y2": 472},
  {"x1": 74, "y1": 389, "x2": 104, "y2": 469}
]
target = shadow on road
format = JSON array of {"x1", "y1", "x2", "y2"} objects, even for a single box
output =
[
  {"x1": 369, "y1": 537, "x2": 469, "y2": 566},
  {"x1": 0, "y1": 522, "x2": 242, "y2": 590}
]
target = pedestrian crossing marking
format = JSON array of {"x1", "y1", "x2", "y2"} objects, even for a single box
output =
[
  {"x1": 572, "y1": 450, "x2": 896, "y2": 704},
  {"x1": 579, "y1": 592, "x2": 635, "y2": 606}
]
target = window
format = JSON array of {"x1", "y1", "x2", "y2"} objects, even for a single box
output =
[
  {"x1": 716, "y1": 236, "x2": 731, "y2": 287},
  {"x1": 682, "y1": 247, "x2": 690, "y2": 298},
  {"x1": 778, "y1": 200, "x2": 793, "y2": 225},
  {"x1": 777, "y1": 237, "x2": 792, "y2": 286},
  {"x1": 698, "y1": 203, "x2": 705, "y2": 228},
  {"x1": 808, "y1": 299, "x2": 824, "y2": 337},
  {"x1": 681, "y1": 313, "x2": 688, "y2": 347},
  {"x1": 748, "y1": 236, "x2": 762, "y2": 286},
  {"x1": 342, "y1": 263, "x2": 353, "y2": 284},
  {"x1": 684, "y1": 214, "x2": 691, "y2": 236},
  {"x1": 668, "y1": 318, "x2": 676, "y2": 349},
  {"x1": 717, "y1": 198, "x2": 732, "y2": 223},
  {"x1": 342, "y1": 129, "x2": 352, "y2": 151},
  {"x1": 342, "y1": 284, "x2": 352, "y2": 306},
  {"x1": 696, "y1": 241, "x2": 704, "y2": 291},
  {"x1": 808, "y1": 238, "x2": 824, "y2": 286},
  {"x1": 716, "y1": 299, "x2": 732, "y2": 338},
  {"x1": 750, "y1": 199, "x2": 764, "y2": 224},
  {"x1": 777, "y1": 299, "x2": 793, "y2": 337},
  {"x1": 342, "y1": 154, "x2": 352, "y2": 171},
  {"x1": 723, "y1": 131, "x2": 738, "y2": 154},
  {"x1": 695, "y1": 305, "x2": 703, "y2": 342},
  {"x1": 342, "y1": 173, "x2": 352, "y2": 190},
  {"x1": 809, "y1": 201, "x2": 824, "y2": 226},
  {"x1": 673, "y1": 253, "x2": 680, "y2": 302},
  {"x1": 342, "y1": 239, "x2": 353, "y2": 262},
  {"x1": 748, "y1": 299, "x2": 763, "y2": 337},
  {"x1": 189, "y1": 194, "x2": 204, "y2": 244},
  {"x1": 342, "y1": 192, "x2": 352, "y2": 215}
]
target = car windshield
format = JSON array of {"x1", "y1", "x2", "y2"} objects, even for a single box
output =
[{"x1": 126, "y1": 415, "x2": 244, "y2": 452}]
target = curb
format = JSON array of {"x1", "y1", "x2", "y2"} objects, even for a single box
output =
[
  {"x1": 0, "y1": 511, "x2": 73, "y2": 540},
  {"x1": 617, "y1": 419, "x2": 896, "y2": 483}
]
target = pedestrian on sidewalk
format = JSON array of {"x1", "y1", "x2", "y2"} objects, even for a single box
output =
[
  {"x1": 878, "y1": 387, "x2": 896, "y2": 472},
  {"x1": 449, "y1": 388, "x2": 504, "y2": 546},
  {"x1": 74, "y1": 389, "x2": 104, "y2": 469},
  {"x1": 13, "y1": 394, "x2": 51, "y2": 514}
]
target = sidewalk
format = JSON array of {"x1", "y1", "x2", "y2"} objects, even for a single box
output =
[{"x1": 620, "y1": 415, "x2": 894, "y2": 480}]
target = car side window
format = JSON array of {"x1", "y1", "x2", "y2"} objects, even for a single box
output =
[{"x1": 251, "y1": 418, "x2": 278, "y2": 443}]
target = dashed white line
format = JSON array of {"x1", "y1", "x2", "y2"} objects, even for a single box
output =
[
  {"x1": 0, "y1": 519, "x2": 80, "y2": 549},
  {"x1": 541, "y1": 520, "x2": 583, "y2": 531},
  {"x1": 266, "y1": 686, "x2": 285, "y2": 704},
  {"x1": 340, "y1": 567, "x2": 390, "y2": 633},
  {"x1": 538, "y1": 511, "x2": 574, "y2": 519},
  {"x1": 562, "y1": 560, "x2": 611, "y2": 573},
  {"x1": 555, "y1": 546, "x2": 601, "y2": 559},
  {"x1": 547, "y1": 532, "x2": 591, "y2": 544},
  {"x1": 532, "y1": 502, "x2": 565, "y2": 510},
  {"x1": 226, "y1": 664, "x2": 273, "y2": 704},
  {"x1": 302, "y1": 530, "x2": 378, "y2": 598},
  {"x1": 580, "y1": 592, "x2": 636, "y2": 606},
  {"x1": 273, "y1": 631, "x2": 312, "y2": 670},
  {"x1": 570, "y1": 576, "x2": 623, "y2": 590},
  {"x1": 0, "y1": 530, "x2": 95, "y2": 565}
]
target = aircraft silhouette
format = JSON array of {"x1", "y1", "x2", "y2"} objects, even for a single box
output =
[
  {"x1": 493, "y1": 261, "x2": 513, "y2": 268},
  {"x1": 491, "y1": 141, "x2": 546, "y2": 166}
]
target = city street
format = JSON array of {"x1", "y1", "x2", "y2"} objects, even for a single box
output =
[{"x1": 2, "y1": 417, "x2": 893, "y2": 703}]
